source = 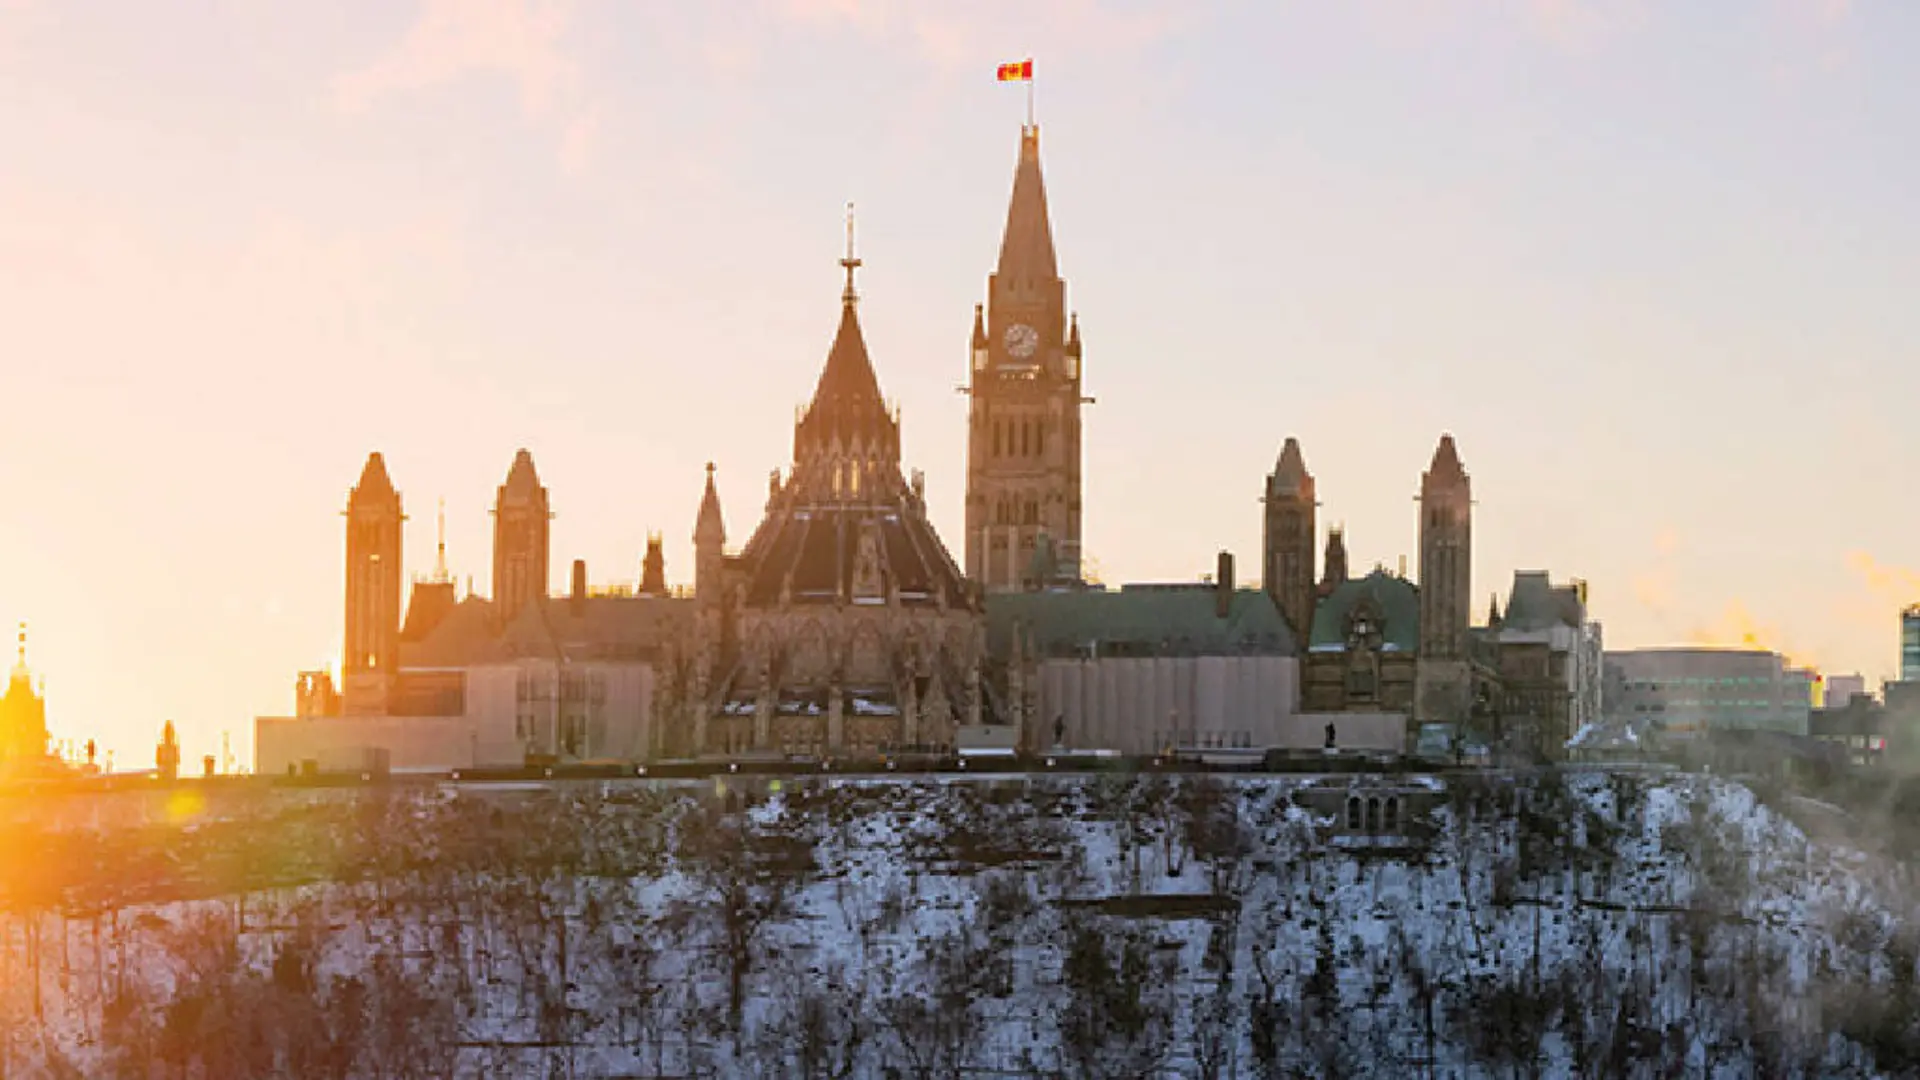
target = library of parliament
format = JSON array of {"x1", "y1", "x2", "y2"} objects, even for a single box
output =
[{"x1": 257, "y1": 123, "x2": 1600, "y2": 773}]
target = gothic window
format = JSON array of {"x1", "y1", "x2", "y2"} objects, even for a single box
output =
[
  {"x1": 1384, "y1": 797, "x2": 1400, "y2": 832},
  {"x1": 993, "y1": 421, "x2": 1002, "y2": 457},
  {"x1": 1346, "y1": 796, "x2": 1361, "y2": 829},
  {"x1": 1365, "y1": 796, "x2": 1380, "y2": 833},
  {"x1": 1347, "y1": 657, "x2": 1378, "y2": 700},
  {"x1": 1025, "y1": 499, "x2": 1038, "y2": 525},
  {"x1": 1036, "y1": 423, "x2": 1045, "y2": 456}
]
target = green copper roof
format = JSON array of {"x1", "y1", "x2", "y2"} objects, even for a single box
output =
[
  {"x1": 1308, "y1": 570, "x2": 1420, "y2": 651},
  {"x1": 985, "y1": 587, "x2": 1295, "y2": 659}
]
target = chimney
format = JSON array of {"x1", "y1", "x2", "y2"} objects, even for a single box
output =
[
  {"x1": 1398, "y1": 554, "x2": 1407, "y2": 579},
  {"x1": 1216, "y1": 551, "x2": 1234, "y2": 619},
  {"x1": 571, "y1": 559, "x2": 587, "y2": 615}
]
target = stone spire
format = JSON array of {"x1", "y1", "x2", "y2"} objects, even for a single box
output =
[
  {"x1": 795, "y1": 213, "x2": 899, "y2": 467},
  {"x1": 1263, "y1": 437, "x2": 1317, "y2": 652},
  {"x1": 1427, "y1": 433, "x2": 1468, "y2": 485},
  {"x1": 492, "y1": 449, "x2": 551, "y2": 625},
  {"x1": 695, "y1": 463, "x2": 726, "y2": 547},
  {"x1": 1270, "y1": 437, "x2": 1311, "y2": 496},
  {"x1": 350, "y1": 452, "x2": 397, "y2": 505},
  {"x1": 344, "y1": 452, "x2": 403, "y2": 684},
  {"x1": 695, "y1": 463, "x2": 726, "y2": 606},
  {"x1": 996, "y1": 126, "x2": 1059, "y2": 289},
  {"x1": 10, "y1": 623, "x2": 27, "y2": 685},
  {"x1": 1418, "y1": 433, "x2": 1472, "y2": 663}
]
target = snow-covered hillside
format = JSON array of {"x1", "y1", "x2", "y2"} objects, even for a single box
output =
[{"x1": 2, "y1": 769, "x2": 1917, "y2": 1078}]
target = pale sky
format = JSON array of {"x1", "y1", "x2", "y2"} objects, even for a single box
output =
[{"x1": 3, "y1": 0, "x2": 1916, "y2": 768}]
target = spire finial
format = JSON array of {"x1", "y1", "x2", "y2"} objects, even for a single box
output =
[
  {"x1": 706, "y1": 460, "x2": 716, "y2": 480},
  {"x1": 15, "y1": 622, "x2": 23, "y2": 667},
  {"x1": 433, "y1": 497, "x2": 449, "y2": 583},
  {"x1": 840, "y1": 201, "x2": 861, "y2": 305}
]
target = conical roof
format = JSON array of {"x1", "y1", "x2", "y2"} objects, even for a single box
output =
[
  {"x1": 810, "y1": 302, "x2": 887, "y2": 419},
  {"x1": 695, "y1": 463, "x2": 726, "y2": 545},
  {"x1": 1426, "y1": 434, "x2": 1467, "y2": 483},
  {"x1": 995, "y1": 127, "x2": 1059, "y2": 288},
  {"x1": 500, "y1": 449, "x2": 544, "y2": 504},
  {"x1": 795, "y1": 287, "x2": 899, "y2": 461},
  {"x1": 1269, "y1": 437, "x2": 1312, "y2": 496},
  {"x1": 350, "y1": 452, "x2": 398, "y2": 505},
  {"x1": 1274, "y1": 437, "x2": 1308, "y2": 480}
]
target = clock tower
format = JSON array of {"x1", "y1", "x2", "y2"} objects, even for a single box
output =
[{"x1": 965, "y1": 124, "x2": 1085, "y2": 591}]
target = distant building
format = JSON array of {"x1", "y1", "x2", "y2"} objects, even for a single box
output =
[
  {"x1": 1810, "y1": 691, "x2": 1887, "y2": 767},
  {"x1": 1481, "y1": 572, "x2": 1603, "y2": 749},
  {"x1": 1604, "y1": 647, "x2": 1812, "y2": 737},
  {"x1": 1903, "y1": 606, "x2": 1920, "y2": 684},
  {"x1": 986, "y1": 557, "x2": 1304, "y2": 754},
  {"x1": 1266, "y1": 436, "x2": 1481, "y2": 741},
  {"x1": 1824, "y1": 672, "x2": 1867, "y2": 709},
  {"x1": 0, "y1": 626, "x2": 49, "y2": 772}
]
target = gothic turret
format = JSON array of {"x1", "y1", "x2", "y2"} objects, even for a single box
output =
[
  {"x1": 966, "y1": 123, "x2": 1085, "y2": 591},
  {"x1": 1262, "y1": 437, "x2": 1316, "y2": 650},
  {"x1": 343, "y1": 453, "x2": 403, "y2": 703},
  {"x1": 640, "y1": 533, "x2": 667, "y2": 597},
  {"x1": 694, "y1": 463, "x2": 726, "y2": 605},
  {"x1": 1418, "y1": 434, "x2": 1472, "y2": 660},
  {"x1": 1320, "y1": 525, "x2": 1349, "y2": 597},
  {"x1": 1415, "y1": 433, "x2": 1474, "y2": 725},
  {"x1": 970, "y1": 304, "x2": 989, "y2": 372},
  {"x1": 492, "y1": 449, "x2": 551, "y2": 625}
]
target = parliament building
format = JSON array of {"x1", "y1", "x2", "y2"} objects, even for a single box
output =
[{"x1": 256, "y1": 121, "x2": 1599, "y2": 774}]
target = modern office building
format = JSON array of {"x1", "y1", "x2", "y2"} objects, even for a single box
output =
[
  {"x1": 1824, "y1": 672, "x2": 1867, "y2": 709},
  {"x1": 1605, "y1": 647, "x2": 1813, "y2": 737},
  {"x1": 1902, "y1": 606, "x2": 1920, "y2": 685}
]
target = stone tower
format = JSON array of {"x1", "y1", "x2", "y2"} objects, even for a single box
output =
[
  {"x1": 1261, "y1": 437, "x2": 1316, "y2": 649},
  {"x1": 1320, "y1": 525, "x2": 1349, "y2": 597},
  {"x1": 639, "y1": 532, "x2": 667, "y2": 597},
  {"x1": 1416, "y1": 434, "x2": 1473, "y2": 722},
  {"x1": 492, "y1": 449, "x2": 551, "y2": 625},
  {"x1": 343, "y1": 452, "x2": 402, "y2": 712},
  {"x1": 694, "y1": 463, "x2": 726, "y2": 607},
  {"x1": 965, "y1": 124, "x2": 1085, "y2": 591}
]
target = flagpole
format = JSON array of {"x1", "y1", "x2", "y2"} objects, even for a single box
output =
[{"x1": 1027, "y1": 68, "x2": 1034, "y2": 128}]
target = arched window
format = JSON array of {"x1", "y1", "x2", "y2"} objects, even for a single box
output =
[
  {"x1": 1384, "y1": 797, "x2": 1400, "y2": 832},
  {"x1": 1346, "y1": 796, "x2": 1361, "y2": 830},
  {"x1": 1365, "y1": 796, "x2": 1380, "y2": 833},
  {"x1": 1036, "y1": 423, "x2": 1046, "y2": 457},
  {"x1": 1020, "y1": 421, "x2": 1030, "y2": 456},
  {"x1": 1027, "y1": 499, "x2": 1038, "y2": 525},
  {"x1": 993, "y1": 421, "x2": 1002, "y2": 457}
]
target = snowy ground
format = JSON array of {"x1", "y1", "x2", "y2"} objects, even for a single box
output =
[{"x1": 1, "y1": 769, "x2": 1915, "y2": 1078}]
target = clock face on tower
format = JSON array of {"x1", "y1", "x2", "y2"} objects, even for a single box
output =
[{"x1": 1004, "y1": 323, "x2": 1039, "y2": 360}]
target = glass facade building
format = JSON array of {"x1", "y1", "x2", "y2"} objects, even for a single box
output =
[
  {"x1": 1604, "y1": 647, "x2": 1812, "y2": 736},
  {"x1": 1903, "y1": 606, "x2": 1920, "y2": 685}
]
